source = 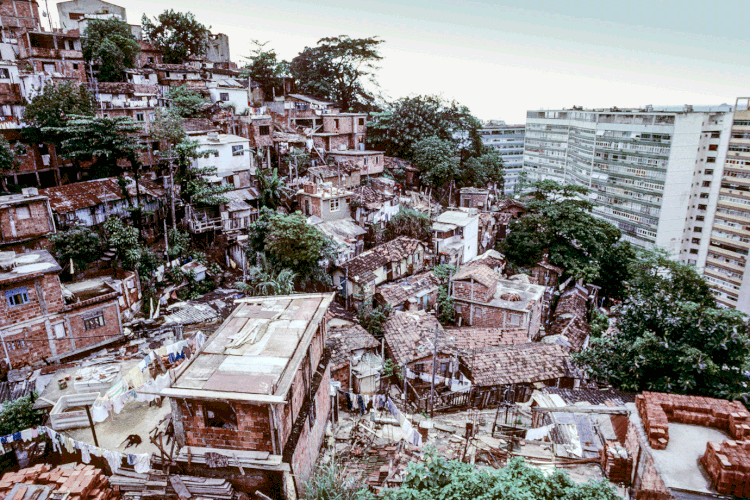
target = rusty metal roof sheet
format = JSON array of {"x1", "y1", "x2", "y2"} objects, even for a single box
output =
[{"x1": 40, "y1": 176, "x2": 164, "y2": 214}]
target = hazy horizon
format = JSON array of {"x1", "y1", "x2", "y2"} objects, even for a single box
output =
[{"x1": 46, "y1": 0, "x2": 750, "y2": 123}]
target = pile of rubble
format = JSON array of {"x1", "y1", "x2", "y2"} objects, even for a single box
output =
[
  {"x1": 0, "y1": 463, "x2": 115, "y2": 500},
  {"x1": 636, "y1": 391, "x2": 750, "y2": 449},
  {"x1": 702, "y1": 439, "x2": 750, "y2": 497}
]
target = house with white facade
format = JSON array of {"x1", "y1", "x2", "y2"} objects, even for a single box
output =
[
  {"x1": 433, "y1": 209, "x2": 479, "y2": 266},
  {"x1": 192, "y1": 132, "x2": 255, "y2": 189}
]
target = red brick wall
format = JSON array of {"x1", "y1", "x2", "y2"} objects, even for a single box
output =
[
  {"x1": 453, "y1": 281, "x2": 493, "y2": 303},
  {"x1": 0, "y1": 199, "x2": 53, "y2": 243},
  {"x1": 455, "y1": 302, "x2": 526, "y2": 329},
  {"x1": 0, "y1": 0, "x2": 39, "y2": 33},
  {"x1": 460, "y1": 193, "x2": 489, "y2": 208},
  {"x1": 66, "y1": 301, "x2": 121, "y2": 351},
  {"x1": 298, "y1": 194, "x2": 322, "y2": 217},
  {"x1": 181, "y1": 399, "x2": 274, "y2": 452},
  {"x1": 0, "y1": 274, "x2": 65, "y2": 328},
  {"x1": 624, "y1": 417, "x2": 671, "y2": 500},
  {"x1": 290, "y1": 365, "x2": 331, "y2": 492}
]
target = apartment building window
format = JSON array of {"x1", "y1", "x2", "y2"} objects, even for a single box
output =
[
  {"x1": 72, "y1": 63, "x2": 78, "y2": 70},
  {"x1": 259, "y1": 125, "x2": 270, "y2": 136},
  {"x1": 702, "y1": 181, "x2": 711, "y2": 187},
  {"x1": 705, "y1": 169, "x2": 714, "y2": 175},
  {"x1": 0, "y1": 69, "x2": 9, "y2": 78},
  {"x1": 136, "y1": 113, "x2": 144, "y2": 122},
  {"x1": 690, "y1": 249, "x2": 699, "y2": 254},
  {"x1": 147, "y1": 57, "x2": 154, "y2": 63},
  {"x1": 83, "y1": 312, "x2": 105, "y2": 331},
  {"x1": 711, "y1": 132, "x2": 721, "y2": 138},
  {"x1": 707, "y1": 157, "x2": 716, "y2": 163},
  {"x1": 709, "y1": 144, "x2": 719, "y2": 151},
  {"x1": 330, "y1": 198, "x2": 340, "y2": 212},
  {"x1": 204, "y1": 402, "x2": 237, "y2": 429},
  {"x1": 696, "y1": 215, "x2": 705, "y2": 221},
  {"x1": 231, "y1": 145, "x2": 244, "y2": 156},
  {"x1": 700, "y1": 193, "x2": 710, "y2": 199},
  {"x1": 694, "y1": 227, "x2": 702, "y2": 232},
  {"x1": 5, "y1": 287, "x2": 29, "y2": 307},
  {"x1": 359, "y1": 118, "x2": 365, "y2": 126},
  {"x1": 220, "y1": 92, "x2": 229, "y2": 102},
  {"x1": 692, "y1": 238, "x2": 701, "y2": 244},
  {"x1": 165, "y1": 71, "x2": 170, "y2": 77}
]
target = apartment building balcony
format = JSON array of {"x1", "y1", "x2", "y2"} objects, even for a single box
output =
[
  {"x1": 704, "y1": 267, "x2": 742, "y2": 287},
  {"x1": 21, "y1": 47, "x2": 82, "y2": 60},
  {"x1": 98, "y1": 100, "x2": 158, "y2": 110}
]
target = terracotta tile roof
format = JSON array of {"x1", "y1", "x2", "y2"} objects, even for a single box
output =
[
  {"x1": 384, "y1": 156, "x2": 417, "y2": 172},
  {"x1": 451, "y1": 263, "x2": 500, "y2": 290},
  {"x1": 547, "y1": 286, "x2": 590, "y2": 352},
  {"x1": 376, "y1": 271, "x2": 441, "y2": 308},
  {"x1": 327, "y1": 324, "x2": 379, "y2": 371},
  {"x1": 541, "y1": 387, "x2": 636, "y2": 406},
  {"x1": 495, "y1": 198, "x2": 527, "y2": 212},
  {"x1": 446, "y1": 327, "x2": 529, "y2": 353},
  {"x1": 468, "y1": 250, "x2": 506, "y2": 270},
  {"x1": 461, "y1": 343, "x2": 574, "y2": 387},
  {"x1": 308, "y1": 162, "x2": 359, "y2": 180},
  {"x1": 341, "y1": 236, "x2": 424, "y2": 283},
  {"x1": 40, "y1": 176, "x2": 164, "y2": 214},
  {"x1": 383, "y1": 311, "x2": 454, "y2": 366},
  {"x1": 351, "y1": 185, "x2": 393, "y2": 208}
]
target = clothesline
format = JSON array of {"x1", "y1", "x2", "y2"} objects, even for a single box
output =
[{"x1": 0, "y1": 425, "x2": 150, "y2": 474}]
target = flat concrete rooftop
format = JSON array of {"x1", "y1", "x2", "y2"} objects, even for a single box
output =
[{"x1": 165, "y1": 293, "x2": 334, "y2": 403}]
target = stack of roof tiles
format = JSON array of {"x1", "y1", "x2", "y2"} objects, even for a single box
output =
[
  {"x1": 0, "y1": 464, "x2": 114, "y2": 500},
  {"x1": 342, "y1": 236, "x2": 424, "y2": 283},
  {"x1": 701, "y1": 440, "x2": 750, "y2": 497},
  {"x1": 461, "y1": 343, "x2": 573, "y2": 387},
  {"x1": 636, "y1": 391, "x2": 750, "y2": 450}
]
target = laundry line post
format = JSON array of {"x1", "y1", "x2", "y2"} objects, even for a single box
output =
[{"x1": 84, "y1": 405, "x2": 99, "y2": 447}]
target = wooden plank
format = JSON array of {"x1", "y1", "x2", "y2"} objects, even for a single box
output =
[{"x1": 169, "y1": 476, "x2": 192, "y2": 499}]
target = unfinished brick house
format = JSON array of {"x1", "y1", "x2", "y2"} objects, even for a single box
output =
[
  {"x1": 529, "y1": 256, "x2": 563, "y2": 287},
  {"x1": 162, "y1": 293, "x2": 335, "y2": 498},
  {"x1": 17, "y1": 29, "x2": 87, "y2": 81},
  {"x1": 459, "y1": 187, "x2": 490, "y2": 210},
  {"x1": 327, "y1": 150, "x2": 384, "y2": 177},
  {"x1": 333, "y1": 236, "x2": 427, "y2": 308},
  {"x1": 297, "y1": 182, "x2": 354, "y2": 221},
  {"x1": 0, "y1": 250, "x2": 124, "y2": 369},
  {"x1": 451, "y1": 269, "x2": 545, "y2": 337},
  {"x1": 327, "y1": 324, "x2": 380, "y2": 392},
  {"x1": 0, "y1": 188, "x2": 55, "y2": 252},
  {"x1": 460, "y1": 343, "x2": 577, "y2": 403},
  {"x1": 0, "y1": 0, "x2": 40, "y2": 38},
  {"x1": 307, "y1": 163, "x2": 361, "y2": 189},
  {"x1": 543, "y1": 284, "x2": 591, "y2": 350},
  {"x1": 1, "y1": 130, "x2": 64, "y2": 188}
]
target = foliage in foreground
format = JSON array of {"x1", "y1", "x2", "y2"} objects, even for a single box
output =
[
  {"x1": 0, "y1": 392, "x2": 45, "y2": 437},
  {"x1": 304, "y1": 453, "x2": 618, "y2": 500},
  {"x1": 574, "y1": 250, "x2": 750, "y2": 401}
]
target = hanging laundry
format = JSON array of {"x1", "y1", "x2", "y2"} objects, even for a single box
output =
[{"x1": 134, "y1": 453, "x2": 150, "y2": 473}]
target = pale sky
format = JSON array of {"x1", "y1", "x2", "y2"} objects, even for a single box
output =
[{"x1": 46, "y1": 0, "x2": 750, "y2": 123}]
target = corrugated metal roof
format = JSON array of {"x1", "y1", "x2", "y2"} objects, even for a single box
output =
[{"x1": 40, "y1": 176, "x2": 164, "y2": 214}]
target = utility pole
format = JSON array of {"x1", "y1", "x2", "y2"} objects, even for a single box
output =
[
  {"x1": 430, "y1": 323, "x2": 438, "y2": 417},
  {"x1": 169, "y1": 159, "x2": 177, "y2": 231}
]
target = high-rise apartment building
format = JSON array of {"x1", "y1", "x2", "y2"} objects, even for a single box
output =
[
  {"x1": 523, "y1": 105, "x2": 734, "y2": 252},
  {"x1": 704, "y1": 98, "x2": 750, "y2": 312},
  {"x1": 480, "y1": 121, "x2": 525, "y2": 194}
]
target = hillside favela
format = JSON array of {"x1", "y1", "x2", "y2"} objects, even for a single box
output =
[{"x1": 0, "y1": 0, "x2": 746, "y2": 499}]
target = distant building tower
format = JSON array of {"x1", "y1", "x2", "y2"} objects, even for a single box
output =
[{"x1": 479, "y1": 120, "x2": 525, "y2": 194}]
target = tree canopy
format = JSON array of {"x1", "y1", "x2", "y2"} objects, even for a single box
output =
[
  {"x1": 142, "y1": 10, "x2": 210, "y2": 64},
  {"x1": 50, "y1": 225, "x2": 104, "y2": 272},
  {"x1": 22, "y1": 82, "x2": 96, "y2": 143},
  {"x1": 82, "y1": 18, "x2": 140, "y2": 82},
  {"x1": 47, "y1": 115, "x2": 142, "y2": 179},
  {"x1": 410, "y1": 136, "x2": 458, "y2": 189},
  {"x1": 574, "y1": 250, "x2": 750, "y2": 401},
  {"x1": 380, "y1": 207, "x2": 432, "y2": 245},
  {"x1": 291, "y1": 35, "x2": 383, "y2": 111},
  {"x1": 166, "y1": 85, "x2": 207, "y2": 118},
  {"x1": 0, "y1": 392, "x2": 45, "y2": 437},
  {"x1": 247, "y1": 208, "x2": 337, "y2": 288},
  {"x1": 499, "y1": 180, "x2": 622, "y2": 282},
  {"x1": 367, "y1": 95, "x2": 483, "y2": 160},
  {"x1": 241, "y1": 40, "x2": 288, "y2": 99}
]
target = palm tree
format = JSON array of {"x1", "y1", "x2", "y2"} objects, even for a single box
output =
[
  {"x1": 258, "y1": 167, "x2": 292, "y2": 210},
  {"x1": 244, "y1": 253, "x2": 298, "y2": 296}
]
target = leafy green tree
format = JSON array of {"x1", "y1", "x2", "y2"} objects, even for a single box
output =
[
  {"x1": 103, "y1": 217, "x2": 159, "y2": 278},
  {"x1": 410, "y1": 136, "x2": 458, "y2": 189},
  {"x1": 0, "y1": 137, "x2": 20, "y2": 191},
  {"x1": 167, "y1": 228, "x2": 191, "y2": 260},
  {"x1": 47, "y1": 115, "x2": 142, "y2": 179},
  {"x1": 236, "y1": 254, "x2": 297, "y2": 296},
  {"x1": 381, "y1": 207, "x2": 432, "y2": 244},
  {"x1": 291, "y1": 35, "x2": 383, "y2": 111},
  {"x1": 247, "y1": 208, "x2": 337, "y2": 288},
  {"x1": 241, "y1": 40, "x2": 288, "y2": 99},
  {"x1": 82, "y1": 18, "x2": 140, "y2": 82},
  {"x1": 573, "y1": 254, "x2": 750, "y2": 400},
  {"x1": 595, "y1": 240, "x2": 636, "y2": 301},
  {"x1": 383, "y1": 453, "x2": 617, "y2": 500},
  {"x1": 141, "y1": 10, "x2": 210, "y2": 64},
  {"x1": 166, "y1": 85, "x2": 207, "y2": 118},
  {"x1": 357, "y1": 301, "x2": 391, "y2": 339},
  {"x1": 499, "y1": 180, "x2": 621, "y2": 281},
  {"x1": 22, "y1": 82, "x2": 96, "y2": 144},
  {"x1": 0, "y1": 392, "x2": 45, "y2": 437},
  {"x1": 257, "y1": 167, "x2": 292, "y2": 210},
  {"x1": 461, "y1": 149, "x2": 504, "y2": 190},
  {"x1": 434, "y1": 264, "x2": 457, "y2": 325},
  {"x1": 50, "y1": 225, "x2": 104, "y2": 271},
  {"x1": 367, "y1": 95, "x2": 482, "y2": 160}
]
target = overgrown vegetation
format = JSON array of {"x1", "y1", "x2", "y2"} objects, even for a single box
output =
[
  {"x1": 142, "y1": 10, "x2": 210, "y2": 64},
  {"x1": 434, "y1": 264, "x2": 457, "y2": 325},
  {"x1": 0, "y1": 392, "x2": 45, "y2": 437},
  {"x1": 357, "y1": 301, "x2": 391, "y2": 339},
  {"x1": 235, "y1": 253, "x2": 297, "y2": 296},
  {"x1": 574, "y1": 249, "x2": 750, "y2": 401},
  {"x1": 103, "y1": 218, "x2": 159, "y2": 279},
  {"x1": 82, "y1": 18, "x2": 140, "y2": 82},
  {"x1": 165, "y1": 85, "x2": 207, "y2": 118},
  {"x1": 50, "y1": 225, "x2": 104, "y2": 271},
  {"x1": 381, "y1": 207, "x2": 432, "y2": 244}
]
